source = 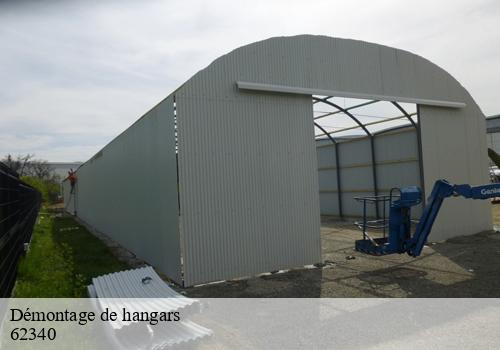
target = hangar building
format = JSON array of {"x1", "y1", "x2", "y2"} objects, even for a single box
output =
[{"x1": 64, "y1": 35, "x2": 491, "y2": 286}]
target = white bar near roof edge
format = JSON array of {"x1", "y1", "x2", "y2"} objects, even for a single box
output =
[{"x1": 236, "y1": 81, "x2": 466, "y2": 108}]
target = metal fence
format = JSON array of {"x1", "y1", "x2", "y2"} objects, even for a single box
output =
[{"x1": 0, "y1": 162, "x2": 41, "y2": 297}]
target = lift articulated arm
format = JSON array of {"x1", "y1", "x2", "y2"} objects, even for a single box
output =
[
  {"x1": 355, "y1": 179, "x2": 500, "y2": 257},
  {"x1": 406, "y1": 180, "x2": 500, "y2": 257}
]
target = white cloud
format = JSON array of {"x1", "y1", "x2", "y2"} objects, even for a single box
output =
[{"x1": 1, "y1": 0, "x2": 499, "y2": 161}]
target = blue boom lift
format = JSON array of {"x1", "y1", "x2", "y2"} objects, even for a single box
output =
[{"x1": 355, "y1": 179, "x2": 500, "y2": 257}]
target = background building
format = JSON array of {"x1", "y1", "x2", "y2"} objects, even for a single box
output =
[{"x1": 486, "y1": 114, "x2": 500, "y2": 156}]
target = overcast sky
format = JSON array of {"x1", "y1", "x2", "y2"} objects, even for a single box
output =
[{"x1": 1, "y1": 0, "x2": 499, "y2": 161}]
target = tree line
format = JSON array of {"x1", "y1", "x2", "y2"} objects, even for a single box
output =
[{"x1": 2, "y1": 154, "x2": 61, "y2": 204}]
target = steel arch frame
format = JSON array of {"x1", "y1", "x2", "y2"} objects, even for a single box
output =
[
  {"x1": 313, "y1": 122, "x2": 343, "y2": 218},
  {"x1": 313, "y1": 96, "x2": 380, "y2": 218},
  {"x1": 313, "y1": 97, "x2": 423, "y2": 220},
  {"x1": 391, "y1": 101, "x2": 425, "y2": 204}
]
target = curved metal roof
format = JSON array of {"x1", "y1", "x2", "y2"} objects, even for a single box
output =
[
  {"x1": 76, "y1": 35, "x2": 484, "y2": 177},
  {"x1": 173, "y1": 34, "x2": 482, "y2": 148},
  {"x1": 176, "y1": 35, "x2": 475, "y2": 109}
]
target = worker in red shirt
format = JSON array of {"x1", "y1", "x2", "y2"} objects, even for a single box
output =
[{"x1": 68, "y1": 169, "x2": 77, "y2": 193}]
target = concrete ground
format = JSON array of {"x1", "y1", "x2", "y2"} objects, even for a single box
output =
[{"x1": 182, "y1": 205, "x2": 500, "y2": 297}]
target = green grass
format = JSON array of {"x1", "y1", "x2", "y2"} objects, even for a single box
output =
[{"x1": 13, "y1": 210, "x2": 129, "y2": 297}]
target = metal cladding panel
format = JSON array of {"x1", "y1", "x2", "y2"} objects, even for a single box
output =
[
  {"x1": 376, "y1": 162, "x2": 420, "y2": 190},
  {"x1": 320, "y1": 189, "x2": 381, "y2": 217},
  {"x1": 339, "y1": 166, "x2": 374, "y2": 189},
  {"x1": 318, "y1": 169, "x2": 338, "y2": 190},
  {"x1": 317, "y1": 145, "x2": 337, "y2": 168},
  {"x1": 317, "y1": 128, "x2": 421, "y2": 218},
  {"x1": 91, "y1": 266, "x2": 196, "y2": 303},
  {"x1": 180, "y1": 35, "x2": 466, "y2": 103},
  {"x1": 338, "y1": 138, "x2": 372, "y2": 166},
  {"x1": 374, "y1": 130, "x2": 421, "y2": 217},
  {"x1": 378, "y1": 47, "x2": 404, "y2": 96},
  {"x1": 319, "y1": 192, "x2": 339, "y2": 215},
  {"x1": 374, "y1": 129, "x2": 418, "y2": 162},
  {"x1": 177, "y1": 92, "x2": 321, "y2": 286},
  {"x1": 420, "y1": 104, "x2": 491, "y2": 241},
  {"x1": 89, "y1": 266, "x2": 212, "y2": 347},
  {"x1": 342, "y1": 192, "x2": 377, "y2": 217},
  {"x1": 91, "y1": 267, "x2": 199, "y2": 318},
  {"x1": 65, "y1": 97, "x2": 182, "y2": 283}
]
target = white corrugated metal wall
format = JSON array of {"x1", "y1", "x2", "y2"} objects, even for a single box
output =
[
  {"x1": 420, "y1": 104, "x2": 491, "y2": 241},
  {"x1": 64, "y1": 96, "x2": 182, "y2": 283},
  {"x1": 316, "y1": 127, "x2": 422, "y2": 218},
  {"x1": 176, "y1": 92, "x2": 321, "y2": 286}
]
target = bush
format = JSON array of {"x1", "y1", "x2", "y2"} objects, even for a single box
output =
[{"x1": 21, "y1": 176, "x2": 60, "y2": 204}]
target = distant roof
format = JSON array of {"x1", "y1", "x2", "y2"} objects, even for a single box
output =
[{"x1": 486, "y1": 115, "x2": 500, "y2": 133}]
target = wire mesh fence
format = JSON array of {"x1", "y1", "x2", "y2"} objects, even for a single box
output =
[{"x1": 0, "y1": 162, "x2": 41, "y2": 297}]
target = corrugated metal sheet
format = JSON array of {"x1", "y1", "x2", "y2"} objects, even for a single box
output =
[
  {"x1": 88, "y1": 266, "x2": 212, "y2": 348},
  {"x1": 420, "y1": 105, "x2": 491, "y2": 240},
  {"x1": 176, "y1": 91, "x2": 322, "y2": 286},
  {"x1": 317, "y1": 128, "x2": 421, "y2": 218},
  {"x1": 87, "y1": 284, "x2": 97, "y2": 298},
  {"x1": 91, "y1": 266, "x2": 193, "y2": 301},
  {"x1": 178, "y1": 35, "x2": 468, "y2": 103},
  {"x1": 64, "y1": 96, "x2": 182, "y2": 283},
  {"x1": 90, "y1": 267, "x2": 200, "y2": 326}
]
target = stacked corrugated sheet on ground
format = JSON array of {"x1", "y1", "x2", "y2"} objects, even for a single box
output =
[{"x1": 88, "y1": 266, "x2": 212, "y2": 349}]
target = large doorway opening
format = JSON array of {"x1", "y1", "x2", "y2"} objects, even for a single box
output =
[{"x1": 312, "y1": 96, "x2": 423, "y2": 223}]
